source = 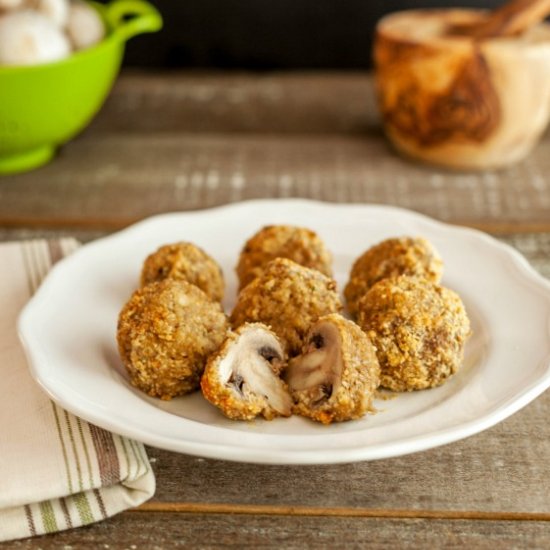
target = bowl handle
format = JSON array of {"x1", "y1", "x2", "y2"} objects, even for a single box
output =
[{"x1": 105, "y1": 0, "x2": 163, "y2": 42}]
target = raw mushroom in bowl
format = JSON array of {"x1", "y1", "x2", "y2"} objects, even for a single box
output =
[
  {"x1": 0, "y1": 11, "x2": 70, "y2": 65},
  {"x1": 0, "y1": 0, "x2": 25, "y2": 10},
  {"x1": 0, "y1": 0, "x2": 162, "y2": 175},
  {"x1": 32, "y1": 0, "x2": 69, "y2": 28},
  {"x1": 66, "y1": 0, "x2": 105, "y2": 50},
  {"x1": 0, "y1": 0, "x2": 105, "y2": 66}
]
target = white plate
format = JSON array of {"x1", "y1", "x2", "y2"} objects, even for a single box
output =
[{"x1": 18, "y1": 200, "x2": 550, "y2": 464}]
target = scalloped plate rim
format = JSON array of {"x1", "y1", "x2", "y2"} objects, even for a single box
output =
[{"x1": 17, "y1": 199, "x2": 550, "y2": 464}]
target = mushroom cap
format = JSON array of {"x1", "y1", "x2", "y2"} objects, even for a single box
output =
[
  {"x1": 117, "y1": 279, "x2": 229, "y2": 400},
  {"x1": 286, "y1": 313, "x2": 380, "y2": 424},
  {"x1": 66, "y1": 0, "x2": 105, "y2": 51},
  {"x1": 33, "y1": 0, "x2": 69, "y2": 28},
  {"x1": 0, "y1": 11, "x2": 70, "y2": 66},
  {"x1": 0, "y1": 0, "x2": 25, "y2": 12},
  {"x1": 201, "y1": 323, "x2": 292, "y2": 421},
  {"x1": 344, "y1": 236, "x2": 443, "y2": 317},
  {"x1": 357, "y1": 275, "x2": 471, "y2": 391},
  {"x1": 141, "y1": 242, "x2": 225, "y2": 303},
  {"x1": 230, "y1": 258, "x2": 342, "y2": 356},
  {"x1": 236, "y1": 225, "x2": 333, "y2": 290}
]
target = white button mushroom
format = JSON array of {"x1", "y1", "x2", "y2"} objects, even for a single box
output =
[
  {"x1": 0, "y1": 11, "x2": 70, "y2": 66},
  {"x1": 31, "y1": 0, "x2": 69, "y2": 28},
  {"x1": 201, "y1": 323, "x2": 293, "y2": 421},
  {"x1": 66, "y1": 0, "x2": 104, "y2": 51},
  {"x1": 0, "y1": 0, "x2": 25, "y2": 12},
  {"x1": 286, "y1": 314, "x2": 380, "y2": 424}
]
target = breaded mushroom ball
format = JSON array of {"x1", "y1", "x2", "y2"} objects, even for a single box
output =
[
  {"x1": 201, "y1": 323, "x2": 292, "y2": 421},
  {"x1": 357, "y1": 275, "x2": 471, "y2": 392},
  {"x1": 230, "y1": 258, "x2": 342, "y2": 356},
  {"x1": 117, "y1": 279, "x2": 229, "y2": 400},
  {"x1": 285, "y1": 314, "x2": 380, "y2": 424},
  {"x1": 141, "y1": 242, "x2": 224, "y2": 302},
  {"x1": 236, "y1": 225, "x2": 333, "y2": 290},
  {"x1": 344, "y1": 237, "x2": 443, "y2": 317}
]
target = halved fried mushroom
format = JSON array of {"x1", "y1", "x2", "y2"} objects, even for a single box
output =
[
  {"x1": 286, "y1": 314, "x2": 380, "y2": 424},
  {"x1": 201, "y1": 323, "x2": 292, "y2": 421}
]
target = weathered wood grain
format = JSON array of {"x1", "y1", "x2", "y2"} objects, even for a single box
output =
[
  {"x1": 1, "y1": 132, "x2": 549, "y2": 229},
  {"x1": 1, "y1": 73, "x2": 549, "y2": 229},
  {"x1": 86, "y1": 72, "x2": 378, "y2": 135},
  {"x1": 6, "y1": 512, "x2": 550, "y2": 549},
  {"x1": 135, "y1": 502, "x2": 550, "y2": 520},
  {"x1": 504, "y1": 233, "x2": 550, "y2": 279}
]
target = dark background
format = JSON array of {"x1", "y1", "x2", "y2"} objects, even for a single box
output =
[{"x1": 119, "y1": 1, "x2": 502, "y2": 69}]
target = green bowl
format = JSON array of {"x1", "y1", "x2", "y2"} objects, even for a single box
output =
[{"x1": 0, "y1": 0, "x2": 162, "y2": 175}]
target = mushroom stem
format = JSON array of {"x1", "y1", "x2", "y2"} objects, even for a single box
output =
[
  {"x1": 236, "y1": 346, "x2": 291, "y2": 414},
  {"x1": 285, "y1": 323, "x2": 342, "y2": 399},
  {"x1": 286, "y1": 350, "x2": 328, "y2": 391},
  {"x1": 201, "y1": 323, "x2": 292, "y2": 420}
]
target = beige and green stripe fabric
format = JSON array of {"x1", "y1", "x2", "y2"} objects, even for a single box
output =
[{"x1": 0, "y1": 240, "x2": 155, "y2": 542}]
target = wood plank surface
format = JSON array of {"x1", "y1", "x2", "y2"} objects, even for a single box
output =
[
  {"x1": 0, "y1": 72, "x2": 549, "y2": 230},
  {"x1": 1, "y1": 132, "x2": 549, "y2": 231},
  {"x1": 86, "y1": 72, "x2": 379, "y2": 135},
  {"x1": 7, "y1": 512, "x2": 550, "y2": 549}
]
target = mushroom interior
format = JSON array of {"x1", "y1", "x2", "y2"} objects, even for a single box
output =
[
  {"x1": 218, "y1": 326, "x2": 292, "y2": 415},
  {"x1": 285, "y1": 321, "x2": 343, "y2": 404}
]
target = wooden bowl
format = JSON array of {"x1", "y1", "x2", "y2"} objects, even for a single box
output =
[{"x1": 374, "y1": 9, "x2": 550, "y2": 170}]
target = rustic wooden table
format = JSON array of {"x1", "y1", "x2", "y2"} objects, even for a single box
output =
[{"x1": 2, "y1": 71, "x2": 550, "y2": 548}]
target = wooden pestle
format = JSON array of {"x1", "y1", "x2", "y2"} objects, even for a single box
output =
[{"x1": 449, "y1": 0, "x2": 550, "y2": 39}]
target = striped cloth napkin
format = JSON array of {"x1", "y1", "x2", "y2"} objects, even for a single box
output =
[{"x1": 0, "y1": 239, "x2": 155, "y2": 542}]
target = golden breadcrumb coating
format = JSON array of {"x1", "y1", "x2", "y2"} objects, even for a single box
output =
[
  {"x1": 344, "y1": 237, "x2": 443, "y2": 317},
  {"x1": 117, "y1": 279, "x2": 228, "y2": 400},
  {"x1": 141, "y1": 242, "x2": 224, "y2": 302},
  {"x1": 287, "y1": 313, "x2": 380, "y2": 424},
  {"x1": 230, "y1": 258, "x2": 342, "y2": 356},
  {"x1": 201, "y1": 323, "x2": 292, "y2": 421},
  {"x1": 357, "y1": 275, "x2": 471, "y2": 391},
  {"x1": 236, "y1": 225, "x2": 333, "y2": 290}
]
